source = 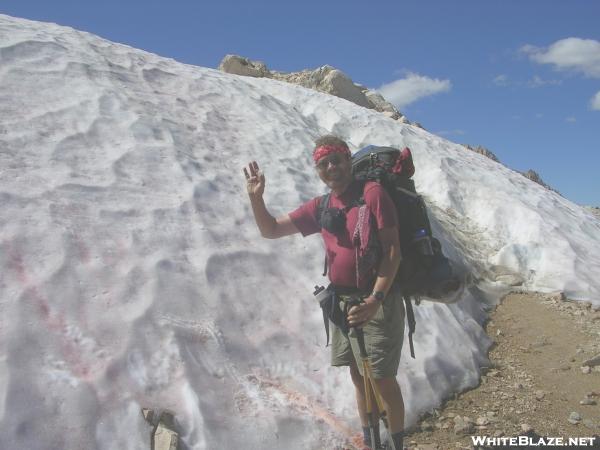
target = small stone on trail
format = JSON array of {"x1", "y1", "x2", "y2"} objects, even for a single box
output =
[
  {"x1": 535, "y1": 390, "x2": 545, "y2": 400},
  {"x1": 580, "y1": 397, "x2": 597, "y2": 406},
  {"x1": 476, "y1": 416, "x2": 490, "y2": 426},
  {"x1": 568, "y1": 412, "x2": 582, "y2": 424},
  {"x1": 520, "y1": 423, "x2": 533, "y2": 433},
  {"x1": 581, "y1": 366, "x2": 591, "y2": 374},
  {"x1": 453, "y1": 416, "x2": 474, "y2": 435}
]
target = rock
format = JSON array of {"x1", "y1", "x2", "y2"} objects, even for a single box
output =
[
  {"x1": 520, "y1": 169, "x2": 561, "y2": 194},
  {"x1": 521, "y1": 423, "x2": 533, "y2": 433},
  {"x1": 476, "y1": 416, "x2": 490, "y2": 426},
  {"x1": 568, "y1": 412, "x2": 582, "y2": 424},
  {"x1": 582, "y1": 353, "x2": 600, "y2": 367},
  {"x1": 487, "y1": 265, "x2": 525, "y2": 286},
  {"x1": 462, "y1": 144, "x2": 500, "y2": 162},
  {"x1": 582, "y1": 366, "x2": 591, "y2": 374},
  {"x1": 153, "y1": 411, "x2": 179, "y2": 450},
  {"x1": 585, "y1": 206, "x2": 600, "y2": 220},
  {"x1": 364, "y1": 91, "x2": 401, "y2": 118},
  {"x1": 218, "y1": 55, "x2": 270, "y2": 78},
  {"x1": 318, "y1": 69, "x2": 372, "y2": 108},
  {"x1": 453, "y1": 416, "x2": 475, "y2": 435},
  {"x1": 218, "y1": 56, "x2": 410, "y2": 123},
  {"x1": 141, "y1": 408, "x2": 155, "y2": 423},
  {"x1": 496, "y1": 274, "x2": 525, "y2": 286},
  {"x1": 580, "y1": 397, "x2": 597, "y2": 406},
  {"x1": 535, "y1": 391, "x2": 545, "y2": 401}
]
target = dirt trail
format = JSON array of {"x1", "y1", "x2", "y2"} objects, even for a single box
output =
[{"x1": 405, "y1": 292, "x2": 600, "y2": 449}]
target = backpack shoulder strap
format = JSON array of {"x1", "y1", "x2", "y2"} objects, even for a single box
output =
[
  {"x1": 316, "y1": 192, "x2": 331, "y2": 228},
  {"x1": 316, "y1": 193, "x2": 331, "y2": 276}
]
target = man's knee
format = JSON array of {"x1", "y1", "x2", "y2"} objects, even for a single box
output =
[{"x1": 372, "y1": 376, "x2": 402, "y2": 397}]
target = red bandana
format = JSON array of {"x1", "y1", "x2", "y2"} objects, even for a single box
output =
[{"x1": 313, "y1": 145, "x2": 351, "y2": 163}]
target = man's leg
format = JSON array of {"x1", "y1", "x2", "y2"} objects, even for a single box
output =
[
  {"x1": 372, "y1": 376, "x2": 404, "y2": 433},
  {"x1": 349, "y1": 362, "x2": 366, "y2": 425}
]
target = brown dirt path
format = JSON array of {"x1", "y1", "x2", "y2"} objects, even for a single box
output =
[{"x1": 404, "y1": 292, "x2": 600, "y2": 449}]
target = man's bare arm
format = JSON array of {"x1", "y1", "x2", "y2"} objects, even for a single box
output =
[
  {"x1": 347, "y1": 226, "x2": 402, "y2": 327},
  {"x1": 244, "y1": 161, "x2": 300, "y2": 239},
  {"x1": 370, "y1": 226, "x2": 402, "y2": 298}
]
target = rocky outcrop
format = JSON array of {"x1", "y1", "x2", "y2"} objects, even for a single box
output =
[
  {"x1": 218, "y1": 55, "x2": 269, "y2": 78},
  {"x1": 218, "y1": 55, "x2": 408, "y2": 123},
  {"x1": 461, "y1": 145, "x2": 563, "y2": 196},
  {"x1": 586, "y1": 206, "x2": 600, "y2": 220},
  {"x1": 273, "y1": 65, "x2": 372, "y2": 108},
  {"x1": 462, "y1": 144, "x2": 500, "y2": 162},
  {"x1": 520, "y1": 169, "x2": 560, "y2": 195}
]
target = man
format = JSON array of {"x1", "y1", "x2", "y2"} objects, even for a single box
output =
[{"x1": 243, "y1": 135, "x2": 405, "y2": 450}]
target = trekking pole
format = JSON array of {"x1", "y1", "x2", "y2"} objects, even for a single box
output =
[{"x1": 354, "y1": 328, "x2": 398, "y2": 450}]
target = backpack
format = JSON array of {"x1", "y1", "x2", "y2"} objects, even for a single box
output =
[{"x1": 316, "y1": 145, "x2": 463, "y2": 358}]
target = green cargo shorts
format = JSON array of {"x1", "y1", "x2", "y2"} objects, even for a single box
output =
[{"x1": 330, "y1": 287, "x2": 405, "y2": 379}]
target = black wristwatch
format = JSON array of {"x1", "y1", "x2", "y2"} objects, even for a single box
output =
[{"x1": 371, "y1": 291, "x2": 385, "y2": 302}]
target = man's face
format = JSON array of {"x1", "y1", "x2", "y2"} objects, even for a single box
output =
[{"x1": 315, "y1": 153, "x2": 353, "y2": 191}]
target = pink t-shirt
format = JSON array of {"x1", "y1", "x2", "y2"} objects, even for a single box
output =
[{"x1": 289, "y1": 181, "x2": 398, "y2": 290}]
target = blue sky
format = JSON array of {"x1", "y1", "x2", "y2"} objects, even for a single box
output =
[{"x1": 2, "y1": 0, "x2": 599, "y2": 205}]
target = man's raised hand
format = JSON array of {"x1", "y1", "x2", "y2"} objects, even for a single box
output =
[{"x1": 243, "y1": 161, "x2": 265, "y2": 197}]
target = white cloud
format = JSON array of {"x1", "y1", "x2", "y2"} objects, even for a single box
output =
[
  {"x1": 590, "y1": 91, "x2": 600, "y2": 110},
  {"x1": 527, "y1": 75, "x2": 562, "y2": 87},
  {"x1": 493, "y1": 74, "x2": 509, "y2": 86},
  {"x1": 521, "y1": 38, "x2": 600, "y2": 78},
  {"x1": 565, "y1": 116, "x2": 577, "y2": 123},
  {"x1": 377, "y1": 72, "x2": 451, "y2": 109}
]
